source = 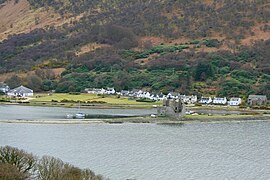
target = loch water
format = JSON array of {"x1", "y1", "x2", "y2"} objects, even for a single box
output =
[{"x1": 1, "y1": 105, "x2": 270, "y2": 179}]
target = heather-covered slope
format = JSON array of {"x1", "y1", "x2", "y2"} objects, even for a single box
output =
[{"x1": 0, "y1": 0, "x2": 269, "y2": 98}]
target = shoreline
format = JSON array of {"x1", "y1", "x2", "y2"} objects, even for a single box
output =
[
  {"x1": 0, "y1": 102, "x2": 156, "y2": 109},
  {"x1": 2, "y1": 102, "x2": 270, "y2": 113},
  {"x1": 0, "y1": 115, "x2": 269, "y2": 125}
]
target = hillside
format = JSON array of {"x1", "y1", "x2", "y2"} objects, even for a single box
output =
[{"x1": 0, "y1": 0, "x2": 269, "y2": 98}]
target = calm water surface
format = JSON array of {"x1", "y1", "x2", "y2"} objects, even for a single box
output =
[
  {"x1": 0, "y1": 105, "x2": 155, "y2": 120},
  {"x1": 1, "y1": 121, "x2": 270, "y2": 179}
]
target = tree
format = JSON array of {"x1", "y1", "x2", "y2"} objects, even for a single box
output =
[
  {"x1": 35, "y1": 69, "x2": 56, "y2": 80},
  {"x1": 26, "y1": 74, "x2": 43, "y2": 92},
  {"x1": 0, "y1": 163, "x2": 26, "y2": 180},
  {"x1": 113, "y1": 71, "x2": 130, "y2": 91},
  {"x1": 194, "y1": 61, "x2": 214, "y2": 81},
  {"x1": 0, "y1": 146, "x2": 36, "y2": 178},
  {"x1": 0, "y1": 146, "x2": 105, "y2": 180},
  {"x1": 37, "y1": 156, "x2": 104, "y2": 180},
  {"x1": 4, "y1": 75, "x2": 22, "y2": 89}
]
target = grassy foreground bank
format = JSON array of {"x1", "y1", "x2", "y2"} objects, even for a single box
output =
[{"x1": 1, "y1": 93, "x2": 161, "y2": 108}]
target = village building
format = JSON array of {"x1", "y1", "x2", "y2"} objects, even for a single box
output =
[
  {"x1": 150, "y1": 93, "x2": 165, "y2": 101},
  {"x1": 228, "y1": 98, "x2": 242, "y2": 106},
  {"x1": 85, "y1": 88, "x2": 106, "y2": 94},
  {"x1": 137, "y1": 91, "x2": 151, "y2": 99},
  {"x1": 128, "y1": 89, "x2": 141, "y2": 97},
  {"x1": 199, "y1": 97, "x2": 212, "y2": 104},
  {"x1": 157, "y1": 93, "x2": 166, "y2": 101},
  {"x1": 213, "y1": 97, "x2": 227, "y2": 105},
  {"x1": 167, "y1": 92, "x2": 180, "y2": 99},
  {"x1": 181, "y1": 95, "x2": 198, "y2": 104},
  {"x1": 106, "y1": 88, "x2": 116, "y2": 95},
  {"x1": 0, "y1": 82, "x2": 9, "y2": 93},
  {"x1": 120, "y1": 90, "x2": 130, "y2": 96},
  {"x1": 7, "y1": 85, "x2": 33, "y2": 97},
  {"x1": 247, "y1": 95, "x2": 268, "y2": 106}
]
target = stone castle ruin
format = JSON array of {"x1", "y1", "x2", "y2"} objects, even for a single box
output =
[{"x1": 157, "y1": 98, "x2": 186, "y2": 119}]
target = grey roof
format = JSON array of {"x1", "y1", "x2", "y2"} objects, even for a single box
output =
[
  {"x1": 248, "y1": 95, "x2": 267, "y2": 100},
  {"x1": 9, "y1": 85, "x2": 33, "y2": 94},
  {"x1": 168, "y1": 92, "x2": 179, "y2": 96}
]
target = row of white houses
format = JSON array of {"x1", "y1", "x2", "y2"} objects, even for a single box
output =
[
  {"x1": 84, "y1": 87, "x2": 246, "y2": 106},
  {"x1": 199, "y1": 97, "x2": 242, "y2": 106},
  {"x1": 1, "y1": 83, "x2": 267, "y2": 107},
  {"x1": 199, "y1": 95, "x2": 268, "y2": 106}
]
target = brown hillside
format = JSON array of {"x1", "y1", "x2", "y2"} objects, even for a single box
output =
[
  {"x1": 242, "y1": 22, "x2": 270, "y2": 46},
  {"x1": 0, "y1": 0, "x2": 83, "y2": 41},
  {"x1": 0, "y1": 68, "x2": 65, "y2": 82}
]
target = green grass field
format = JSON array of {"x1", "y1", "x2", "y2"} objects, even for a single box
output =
[{"x1": 30, "y1": 93, "x2": 161, "y2": 106}]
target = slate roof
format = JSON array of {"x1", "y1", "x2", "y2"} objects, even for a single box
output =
[{"x1": 9, "y1": 85, "x2": 33, "y2": 94}]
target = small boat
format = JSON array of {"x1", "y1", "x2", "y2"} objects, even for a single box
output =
[
  {"x1": 74, "y1": 101, "x2": 85, "y2": 119},
  {"x1": 66, "y1": 114, "x2": 74, "y2": 119},
  {"x1": 75, "y1": 113, "x2": 85, "y2": 119},
  {"x1": 185, "y1": 111, "x2": 195, "y2": 115}
]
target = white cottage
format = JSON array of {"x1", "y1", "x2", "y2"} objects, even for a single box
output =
[
  {"x1": 229, "y1": 98, "x2": 241, "y2": 106},
  {"x1": 181, "y1": 95, "x2": 198, "y2": 104},
  {"x1": 7, "y1": 85, "x2": 33, "y2": 97},
  {"x1": 86, "y1": 88, "x2": 106, "y2": 94},
  {"x1": 120, "y1": 90, "x2": 130, "y2": 96},
  {"x1": 199, "y1": 97, "x2": 212, "y2": 104},
  {"x1": 167, "y1": 92, "x2": 179, "y2": 99},
  {"x1": 106, "y1": 88, "x2": 116, "y2": 95},
  {"x1": 213, "y1": 97, "x2": 227, "y2": 105}
]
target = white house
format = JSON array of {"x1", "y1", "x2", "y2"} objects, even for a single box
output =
[
  {"x1": 199, "y1": 97, "x2": 212, "y2": 104},
  {"x1": 213, "y1": 97, "x2": 227, "y2": 105},
  {"x1": 167, "y1": 92, "x2": 179, "y2": 99},
  {"x1": 105, "y1": 88, "x2": 116, "y2": 95},
  {"x1": 7, "y1": 85, "x2": 33, "y2": 97},
  {"x1": 136, "y1": 91, "x2": 151, "y2": 99},
  {"x1": 131, "y1": 89, "x2": 143, "y2": 98},
  {"x1": 120, "y1": 90, "x2": 130, "y2": 96},
  {"x1": 181, "y1": 95, "x2": 198, "y2": 104},
  {"x1": 86, "y1": 88, "x2": 106, "y2": 94},
  {"x1": 229, "y1": 98, "x2": 242, "y2": 106},
  {"x1": 0, "y1": 82, "x2": 9, "y2": 93},
  {"x1": 158, "y1": 94, "x2": 166, "y2": 101}
]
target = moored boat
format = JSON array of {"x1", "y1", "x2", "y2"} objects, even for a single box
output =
[{"x1": 75, "y1": 113, "x2": 85, "y2": 119}]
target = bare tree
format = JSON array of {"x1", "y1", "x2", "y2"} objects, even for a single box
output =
[
  {"x1": 0, "y1": 146, "x2": 37, "y2": 178},
  {"x1": 0, "y1": 163, "x2": 26, "y2": 180},
  {"x1": 37, "y1": 156, "x2": 104, "y2": 180}
]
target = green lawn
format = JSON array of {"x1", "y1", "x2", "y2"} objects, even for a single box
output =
[{"x1": 30, "y1": 93, "x2": 161, "y2": 105}]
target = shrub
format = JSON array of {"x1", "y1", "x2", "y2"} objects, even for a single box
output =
[
  {"x1": 136, "y1": 98, "x2": 155, "y2": 102},
  {"x1": 204, "y1": 39, "x2": 222, "y2": 48},
  {"x1": 69, "y1": 92, "x2": 81, "y2": 95}
]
